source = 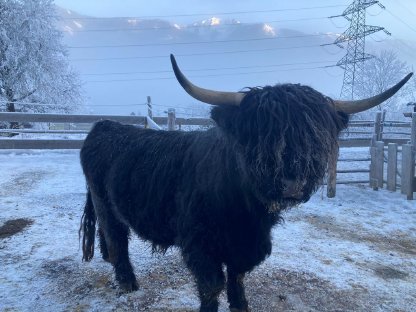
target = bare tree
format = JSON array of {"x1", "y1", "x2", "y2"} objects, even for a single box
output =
[
  {"x1": 0, "y1": 0, "x2": 83, "y2": 128},
  {"x1": 354, "y1": 50, "x2": 413, "y2": 118}
]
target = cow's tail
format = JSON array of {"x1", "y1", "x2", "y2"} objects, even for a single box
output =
[{"x1": 79, "y1": 188, "x2": 96, "y2": 262}]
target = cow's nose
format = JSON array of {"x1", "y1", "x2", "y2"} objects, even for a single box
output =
[{"x1": 282, "y1": 179, "x2": 304, "y2": 199}]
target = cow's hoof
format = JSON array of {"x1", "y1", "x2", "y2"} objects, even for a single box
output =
[{"x1": 119, "y1": 279, "x2": 139, "y2": 292}]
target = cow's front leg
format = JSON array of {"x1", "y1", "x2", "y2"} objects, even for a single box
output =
[
  {"x1": 227, "y1": 267, "x2": 250, "y2": 312},
  {"x1": 183, "y1": 249, "x2": 225, "y2": 312}
]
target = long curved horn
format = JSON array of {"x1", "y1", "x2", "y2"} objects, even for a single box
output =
[
  {"x1": 170, "y1": 54, "x2": 245, "y2": 106},
  {"x1": 334, "y1": 73, "x2": 413, "y2": 114}
]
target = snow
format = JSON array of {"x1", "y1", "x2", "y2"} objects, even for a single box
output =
[{"x1": 0, "y1": 149, "x2": 415, "y2": 311}]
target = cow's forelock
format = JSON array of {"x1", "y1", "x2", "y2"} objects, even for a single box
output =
[{"x1": 212, "y1": 84, "x2": 349, "y2": 211}]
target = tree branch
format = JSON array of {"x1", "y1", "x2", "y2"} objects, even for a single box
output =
[{"x1": 15, "y1": 89, "x2": 37, "y2": 101}]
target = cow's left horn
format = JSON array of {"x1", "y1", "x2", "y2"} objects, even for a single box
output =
[
  {"x1": 170, "y1": 54, "x2": 245, "y2": 106},
  {"x1": 334, "y1": 73, "x2": 413, "y2": 114}
]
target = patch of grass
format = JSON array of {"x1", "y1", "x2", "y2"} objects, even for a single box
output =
[
  {"x1": 0, "y1": 218, "x2": 34, "y2": 239},
  {"x1": 373, "y1": 265, "x2": 409, "y2": 280}
]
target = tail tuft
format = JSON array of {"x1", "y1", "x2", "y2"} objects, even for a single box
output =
[{"x1": 79, "y1": 189, "x2": 96, "y2": 262}]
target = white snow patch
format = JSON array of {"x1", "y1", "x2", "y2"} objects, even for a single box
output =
[
  {"x1": 263, "y1": 24, "x2": 276, "y2": 36},
  {"x1": 127, "y1": 19, "x2": 139, "y2": 26},
  {"x1": 72, "y1": 20, "x2": 83, "y2": 29},
  {"x1": 0, "y1": 148, "x2": 415, "y2": 311}
]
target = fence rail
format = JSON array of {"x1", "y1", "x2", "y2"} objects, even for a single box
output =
[
  {"x1": 0, "y1": 111, "x2": 412, "y2": 150},
  {"x1": 0, "y1": 112, "x2": 215, "y2": 127},
  {"x1": 0, "y1": 112, "x2": 146, "y2": 124},
  {"x1": 0, "y1": 139, "x2": 84, "y2": 149},
  {"x1": 0, "y1": 111, "x2": 414, "y2": 199}
]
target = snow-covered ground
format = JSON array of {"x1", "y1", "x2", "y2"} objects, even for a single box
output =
[{"x1": 0, "y1": 149, "x2": 415, "y2": 312}]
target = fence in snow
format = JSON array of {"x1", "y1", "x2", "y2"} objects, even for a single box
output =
[
  {"x1": 366, "y1": 111, "x2": 416, "y2": 200},
  {"x1": 326, "y1": 111, "x2": 415, "y2": 200},
  {"x1": 0, "y1": 111, "x2": 212, "y2": 149},
  {"x1": 0, "y1": 110, "x2": 414, "y2": 199}
]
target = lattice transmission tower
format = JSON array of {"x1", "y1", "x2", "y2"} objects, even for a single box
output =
[{"x1": 330, "y1": 0, "x2": 390, "y2": 99}]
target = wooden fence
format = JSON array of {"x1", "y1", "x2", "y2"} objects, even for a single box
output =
[
  {"x1": 0, "y1": 110, "x2": 414, "y2": 199},
  {"x1": 0, "y1": 111, "x2": 212, "y2": 149},
  {"x1": 326, "y1": 111, "x2": 415, "y2": 199},
  {"x1": 366, "y1": 112, "x2": 416, "y2": 200},
  {"x1": 1, "y1": 111, "x2": 410, "y2": 148}
]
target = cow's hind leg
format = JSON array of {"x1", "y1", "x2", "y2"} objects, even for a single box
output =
[
  {"x1": 226, "y1": 267, "x2": 250, "y2": 312},
  {"x1": 98, "y1": 227, "x2": 109, "y2": 262},
  {"x1": 91, "y1": 192, "x2": 138, "y2": 292},
  {"x1": 183, "y1": 248, "x2": 225, "y2": 312}
]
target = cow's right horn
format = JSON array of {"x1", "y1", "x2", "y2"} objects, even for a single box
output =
[
  {"x1": 170, "y1": 54, "x2": 245, "y2": 106},
  {"x1": 333, "y1": 73, "x2": 413, "y2": 114}
]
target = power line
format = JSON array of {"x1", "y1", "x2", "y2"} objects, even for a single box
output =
[
  {"x1": 367, "y1": 32, "x2": 415, "y2": 59},
  {"x1": 385, "y1": 8, "x2": 416, "y2": 34},
  {"x1": 320, "y1": 43, "x2": 344, "y2": 56},
  {"x1": 369, "y1": 33, "x2": 385, "y2": 42},
  {"x1": 59, "y1": 5, "x2": 347, "y2": 20},
  {"x1": 0, "y1": 101, "x2": 68, "y2": 108},
  {"x1": 394, "y1": 0, "x2": 416, "y2": 18},
  {"x1": 329, "y1": 17, "x2": 349, "y2": 29},
  {"x1": 323, "y1": 66, "x2": 343, "y2": 78},
  {"x1": 62, "y1": 16, "x2": 332, "y2": 33},
  {"x1": 152, "y1": 106, "x2": 199, "y2": 113},
  {"x1": 391, "y1": 37, "x2": 416, "y2": 58},
  {"x1": 70, "y1": 42, "x2": 335, "y2": 62},
  {"x1": 85, "y1": 64, "x2": 337, "y2": 83},
  {"x1": 67, "y1": 33, "x2": 330, "y2": 49},
  {"x1": 80, "y1": 60, "x2": 336, "y2": 76},
  {"x1": 0, "y1": 100, "x2": 144, "y2": 107}
]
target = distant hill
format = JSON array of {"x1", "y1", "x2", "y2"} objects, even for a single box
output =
[{"x1": 55, "y1": 6, "x2": 415, "y2": 116}]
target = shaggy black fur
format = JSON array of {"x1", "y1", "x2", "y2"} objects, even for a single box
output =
[{"x1": 80, "y1": 83, "x2": 349, "y2": 312}]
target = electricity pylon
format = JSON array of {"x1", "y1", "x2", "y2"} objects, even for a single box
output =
[{"x1": 330, "y1": 0, "x2": 390, "y2": 99}]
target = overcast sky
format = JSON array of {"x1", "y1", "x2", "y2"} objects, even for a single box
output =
[
  {"x1": 47, "y1": 0, "x2": 416, "y2": 114},
  {"x1": 54, "y1": 0, "x2": 416, "y2": 39}
]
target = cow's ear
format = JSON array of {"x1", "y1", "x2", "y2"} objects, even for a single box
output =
[
  {"x1": 210, "y1": 105, "x2": 239, "y2": 132},
  {"x1": 336, "y1": 111, "x2": 350, "y2": 131}
]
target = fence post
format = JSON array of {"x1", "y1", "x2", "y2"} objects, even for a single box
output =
[
  {"x1": 167, "y1": 108, "x2": 176, "y2": 131},
  {"x1": 380, "y1": 109, "x2": 386, "y2": 139},
  {"x1": 411, "y1": 113, "x2": 416, "y2": 199},
  {"x1": 374, "y1": 141, "x2": 385, "y2": 189},
  {"x1": 374, "y1": 111, "x2": 383, "y2": 141},
  {"x1": 401, "y1": 144, "x2": 415, "y2": 200},
  {"x1": 369, "y1": 135, "x2": 377, "y2": 189},
  {"x1": 145, "y1": 96, "x2": 153, "y2": 129},
  {"x1": 411, "y1": 112, "x2": 416, "y2": 149},
  {"x1": 327, "y1": 146, "x2": 339, "y2": 198},
  {"x1": 147, "y1": 96, "x2": 153, "y2": 119},
  {"x1": 387, "y1": 143, "x2": 397, "y2": 191}
]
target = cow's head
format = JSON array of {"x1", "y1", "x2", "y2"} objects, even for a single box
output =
[{"x1": 171, "y1": 54, "x2": 413, "y2": 209}]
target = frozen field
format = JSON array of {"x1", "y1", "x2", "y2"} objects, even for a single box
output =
[{"x1": 0, "y1": 149, "x2": 415, "y2": 312}]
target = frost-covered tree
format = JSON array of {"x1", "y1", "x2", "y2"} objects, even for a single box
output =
[
  {"x1": 354, "y1": 50, "x2": 413, "y2": 118},
  {"x1": 408, "y1": 69, "x2": 416, "y2": 104},
  {"x1": 0, "y1": 0, "x2": 82, "y2": 122}
]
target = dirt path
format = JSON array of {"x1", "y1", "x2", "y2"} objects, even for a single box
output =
[
  {"x1": 0, "y1": 169, "x2": 51, "y2": 197},
  {"x1": 0, "y1": 152, "x2": 415, "y2": 312},
  {"x1": 38, "y1": 250, "x2": 414, "y2": 312}
]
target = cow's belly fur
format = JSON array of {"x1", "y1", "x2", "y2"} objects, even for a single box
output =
[{"x1": 81, "y1": 120, "x2": 279, "y2": 272}]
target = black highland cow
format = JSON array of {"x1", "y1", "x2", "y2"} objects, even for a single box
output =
[{"x1": 80, "y1": 55, "x2": 412, "y2": 312}]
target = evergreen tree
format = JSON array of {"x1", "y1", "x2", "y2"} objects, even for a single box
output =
[{"x1": 0, "y1": 0, "x2": 83, "y2": 126}]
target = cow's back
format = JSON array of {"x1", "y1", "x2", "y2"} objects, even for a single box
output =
[
  {"x1": 80, "y1": 120, "x2": 198, "y2": 247},
  {"x1": 80, "y1": 120, "x2": 135, "y2": 191}
]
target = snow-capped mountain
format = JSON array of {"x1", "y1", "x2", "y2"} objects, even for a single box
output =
[{"x1": 55, "y1": 6, "x2": 415, "y2": 115}]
